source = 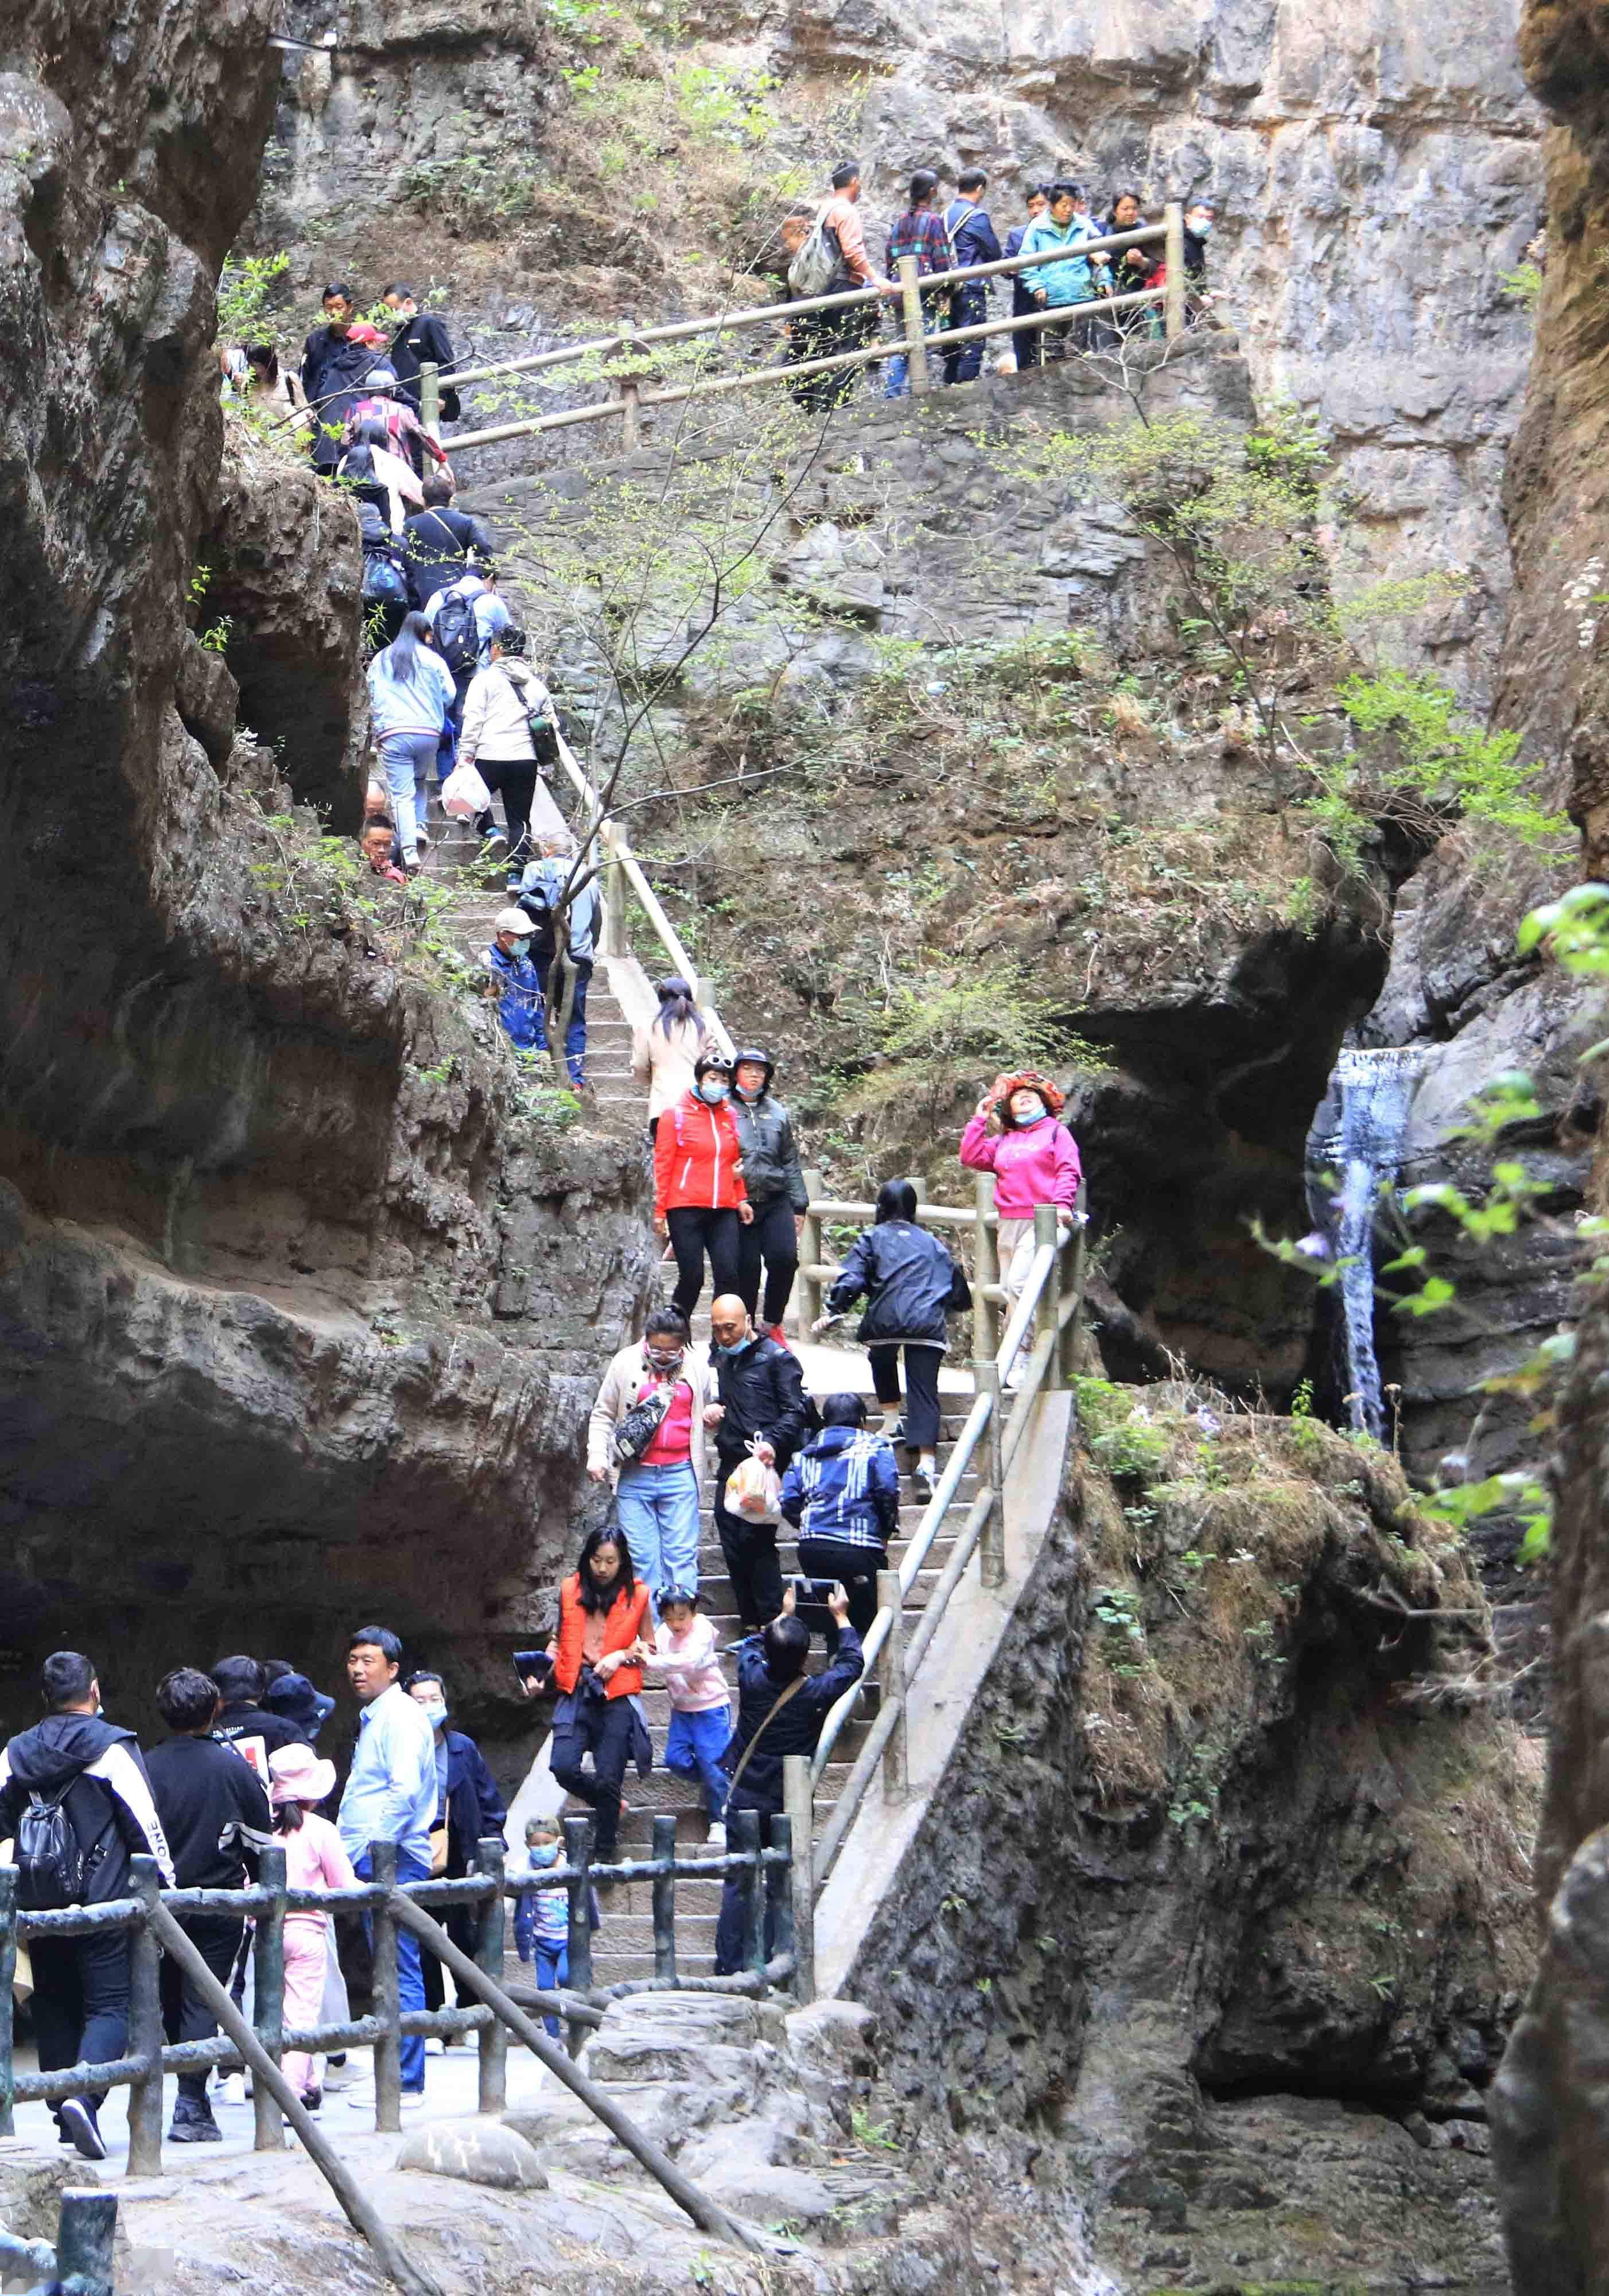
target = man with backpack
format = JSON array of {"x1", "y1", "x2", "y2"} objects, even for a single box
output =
[
  {"x1": 0, "y1": 1651, "x2": 175, "y2": 2160},
  {"x1": 786, "y1": 161, "x2": 889, "y2": 413},
  {"x1": 940, "y1": 169, "x2": 1004, "y2": 385},
  {"x1": 515, "y1": 829, "x2": 600, "y2": 1088},
  {"x1": 426, "y1": 570, "x2": 491, "y2": 728}
]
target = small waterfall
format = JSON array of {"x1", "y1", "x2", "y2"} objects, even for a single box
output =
[{"x1": 1320, "y1": 1046, "x2": 1429, "y2": 1439}]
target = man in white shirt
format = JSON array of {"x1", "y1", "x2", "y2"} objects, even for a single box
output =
[{"x1": 337, "y1": 1624, "x2": 438, "y2": 2104}]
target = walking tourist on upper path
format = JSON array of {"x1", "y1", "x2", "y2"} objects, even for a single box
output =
[
  {"x1": 712, "y1": 1584, "x2": 862, "y2": 1975},
  {"x1": 1020, "y1": 181, "x2": 1109, "y2": 354},
  {"x1": 729, "y1": 1046, "x2": 809, "y2": 1343},
  {"x1": 516, "y1": 830, "x2": 600, "y2": 1089},
  {"x1": 382, "y1": 282, "x2": 460, "y2": 418},
  {"x1": 0, "y1": 1651, "x2": 175, "y2": 2161},
  {"x1": 884, "y1": 169, "x2": 952, "y2": 399},
  {"x1": 814, "y1": 1178, "x2": 971, "y2": 1500},
  {"x1": 780, "y1": 1393, "x2": 901, "y2": 1634},
  {"x1": 706, "y1": 1292, "x2": 809, "y2": 1629},
  {"x1": 300, "y1": 283, "x2": 376, "y2": 467},
  {"x1": 633, "y1": 976, "x2": 713, "y2": 1135},
  {"x1": 588, "y1": 1306, "x2": 714, "y2": 1608},
  {"x1": 366, "y1": 612, "x2": 453, "y2": 875},
  {"x1": 405, "y1": 1670, "x2": 507, "y2": 2029},
  {"x1": 336, "y1": 1624, "x2": 437, "y2": 2109},
  {"x1": 786, "y1": 160, "x2": 889, "y2": 412},
  {"x1": 402, "y1": 479, "x2": 493, "y2": 605},
  {"x1": 547, "y1": 1528, "x2": 652, "y2": 1862},
  {"x1": 940, "y1": 169, "x2": 1002, "y2": 385},
  {"x1": 1005, "y1": 185, "x2": 1050, "y2": 369},
  {"x1": 457, "y1": 626, "x2": 568, "y2": 882},
  {"x1": 269, "y1": 1742, "x2": 357, "y2": 2113},
  {"x1": 654, "y1": 1053, "x2": 754, "y2": 1321},
  {"x1": 959, "y1": 1072, "x2": 1083, "y2": 1385},
  {"x1": 146, "y1": 1667, "x2": 273, "y2": 2146}
]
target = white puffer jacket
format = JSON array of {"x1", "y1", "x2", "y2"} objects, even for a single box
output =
[{"x1": 459, "y1": 658, "x2": 552, "y2": 765}]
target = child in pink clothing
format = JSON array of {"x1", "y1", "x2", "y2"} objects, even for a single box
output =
[
  {"x1": 636, "y1": 1590, "x2": 733, "y2": 1845},
  {"x1": 269, "y1": 1743, "x2": 357, "y2": 2109}
]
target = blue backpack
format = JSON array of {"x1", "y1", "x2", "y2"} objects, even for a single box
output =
[{"x1": 363, "y1": 551, "x2": 409, "y2": 607}]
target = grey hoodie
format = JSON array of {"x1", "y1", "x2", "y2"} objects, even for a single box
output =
[{"x1": 0, "y1": 1712, "x2": 175, "y2": 1901}]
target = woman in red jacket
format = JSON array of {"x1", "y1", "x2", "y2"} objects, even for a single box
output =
[
  {"x1": 654, "y1": 1052, "x2": 754, "y2": 1322},
  {"x1": 549, "y1": 1527, "x2": 651, "y2": 1859}
]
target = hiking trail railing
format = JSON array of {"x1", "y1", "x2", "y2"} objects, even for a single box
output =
[
  {"x1": 422, "y1": 207, "x2": 1185, "y2": 454},
  {"x1": 549, "y1": 722, "x2": 737, "y2": 1058},
  {"x1": 778, "y1": 1183, "x2": 1087, "y2": 1993},
  {"x1": 0, "y1": 2189, "x2": 117, "y2": 2295}
]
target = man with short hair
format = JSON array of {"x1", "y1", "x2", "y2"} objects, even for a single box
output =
[
  {"x1": 146, "y1": 1669, "x2": 274, "y2": 2144},
  {"x1": 712, "y1": 1584, "x2": 862, "y2": 1973},
  {"x1": 884, "y1": 170, "x2": 951, "y2": 398},
  {"x1": 1005, "y1": 184, "x2": 1051, "y2": 369},
  {"x1": 790, "y1": 160, "x2": 891, "y2": 413},
  {"x1": 301, "y1": 284, "x2": 377, "y2": 469},
  {"x1": 706, "y1": 1294, "x2": 809, "y2": 1629},
  {"x1": 515, "y1": 830, "x2": 600, "y2": 1088},
  {"x1": 425, "y1": 567, "x2": 491, "y2": 728},
  {"x1": 0, "y1": 1652, "x2": 175, "y2": 2160},
  {"x1": 210, "y1": 1654, "x2": 306, "y2": 1775},
  {"x1": 337, "y1": 1626, "x2": 438, "y2": 2107},
  {"x1": 402, "y1": 478, "x2": 495, "y2": 607},
  {"x1": 940, "y1": 167, "x2": 1003, "y2": 385},
  {"x1": 382, "y1": 282, "x2": 460, "y2": 418}
]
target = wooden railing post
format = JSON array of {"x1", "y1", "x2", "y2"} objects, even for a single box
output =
[
  {"x1": 974, "y1": 1173, "x2": 1000, "y2": 1362},
  {"x1": 369, "y1": 1839, "x2": 402, "y2": 2132},
  {"x1": 476, "y1": 1837, "x2": 508, "y2": 2115},
  {"x1": 767, "y1": 1813, "x2": 794, "y2": 1983},
  {"x1": 0, "y1": 1863, "x2": 14, "y2": 2139},
  {"x1": 651, "y1": 1813, "x2": 678, "y2": 1984},
  {"x1": 1060, "y1": 1191, "x2": 1086, "y2": 1387},
  {"x1": 974, "y1": 1358, "x2": 1006, "y2": 1588},
  {"x1": 125, "y1": 1856, "x2": 165, "y2": 2176},
  {"x1": 254, "y1": 1841, "x2": 288, "y2": 2152},
  {"x1": 601, "y1": 821, "x2": 629, "y2": 959},
  {"x1": 53, "y1": 2192, "x2": 118, "y2": 2293},
  {"x1": 896, "y1": 254, "x2": 931, "y2": 393},
  {"x1": 800, "y1": 1169, "x2": 825, "y2": 1331},
  {"x1": 877, "y1": 1572, "x2": 908, "y2": 1802},
  {"x1": 730, "y1": 1808, "x2": 765, "y2": 1975},
  {"x1": 783, "y1": 1756, "x2": 815, "y2": 2002},
  {"x1": 419, "y1": 359, "x2": 440, "y2": 433},
  {"x1": 563, "y1": 1817, "x2": 594, "y2": 2056},
  {"x1": 1164, "y1": 203, "x2": 1186, "y2": 339},
  {"x1": 619, "y1": 378, "x2": 641, "y2": 450},
  {"x1": 1033, "y1": 1202, "x2": 1063, "y2": 1390}
]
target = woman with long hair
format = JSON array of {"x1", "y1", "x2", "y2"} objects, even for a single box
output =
[
  {"x1": 813, "y1": 1179, "x2": 971, "y2": 1501},
  {"x1": 632, "y1": 976, "x2": 712, "y2": 1139},
  {"x1": 365, "y1": 609, "x2": 454, "y2": 872},
  {"x1": 547, "y1": 1526, "x2": 651, "y2": 1860}
]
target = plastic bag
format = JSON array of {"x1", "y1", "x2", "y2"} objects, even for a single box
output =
[
  {"x1": 441, "y1": 759, "x2": 492, "y2": 819},
  {"x1": 724, "y1": 1451, "x2": 782, "y2": 1523}
]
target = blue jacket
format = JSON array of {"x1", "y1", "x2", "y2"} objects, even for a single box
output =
[
  {"x1": 366, "y1": 646, "x2": 453, "y2": 739},
  {"x1": 724, "y1": 1622, "x2": 864, "y2": 1812},
  {"x1": 1019, "y1": 213, "x2": 1103, "y2": 307},
  {"x1": 779, "y1": 1426, "x2": 900, "y2": 1547},
  {"x1": 826, "y1": 1218, "x2": 971, "y2": 1346},
  {"x1": 442, "y1": 1730, "x2": 508, "y2": 1878},
  {"x1": 487, "y1": 941, "x2": 543, "y2": 1050},
  {"x1": 942, "y1": 198, "x2": 1002, "y2": 274}
]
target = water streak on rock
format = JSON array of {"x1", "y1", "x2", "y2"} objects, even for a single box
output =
[{"x1": 1331, "y1": 1045, "x2": 1431, "y2": 1438}]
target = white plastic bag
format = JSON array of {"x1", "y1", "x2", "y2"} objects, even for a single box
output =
[
  {"x1": 724, "y1": 1450, "x2": 782, "y2": 1524},
  {"x1": 441, "y1": 760, "x2": 491, "y2": 819}
]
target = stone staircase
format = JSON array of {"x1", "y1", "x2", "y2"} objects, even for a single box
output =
[{"x1": 415, "y1": 765, "x2": 981, "y2": 1988}]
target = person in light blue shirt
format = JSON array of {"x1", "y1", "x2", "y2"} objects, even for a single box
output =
[
  {"x1": 337, "y1": 1624, "x2": 438, "y2": 2103},
  {"x1": 472, "y1": 572, "x2": 511, "y2": 665},
  {"x1": 365, "y1": 615, "x2": 454, "y2": 871}
]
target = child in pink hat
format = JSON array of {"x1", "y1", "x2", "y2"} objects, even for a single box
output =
[{"x1": 269, "y1": 1743, "x2": 357, "y2": 2110}]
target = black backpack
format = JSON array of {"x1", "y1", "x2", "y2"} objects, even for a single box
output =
[
  {"x1": 434, "y1": 589, "x2": 480, "y2": 675},
  {"x1": 16, "y1": 1783, "x2": 89, "y2": 1910}
]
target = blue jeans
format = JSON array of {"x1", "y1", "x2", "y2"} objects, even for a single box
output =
[
  {"x1": 378, "y1": 731, "x2": 437, "y2": 864},
  {"x1": 614, "y1": 1459, "x2": 701, "y2": 1603},
  {"x1": 883, "y1": 351, "x2": 910, "y2": 400},
  {"x1": 355, "y1": 1848, "x2": 429, "y2": 2093},
  {"x1": 535, "y1": 1940, "x2": 566, "y2": 2038},
  {"x1": 533, "y1": 953, "x2": 593, "y2": 1085},
  {"x1": 664, "y1": 1704, "x2": 732, "y2": 1821}
]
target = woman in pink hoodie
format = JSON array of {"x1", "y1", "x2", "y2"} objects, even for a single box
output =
[{"x1": 959, "y1": 1071, "x2": 1083, "y2": 1383}]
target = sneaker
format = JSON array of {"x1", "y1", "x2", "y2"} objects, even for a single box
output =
[
  {"x1": 415, "y1": 829, "x2": 431, "y2": 854},
  {"x1": 322, "y1": 2060, "x2": 358, "y2": 2090},
  {"x1": 705, "y1": 1822, "x2": 728, "y2": 1849},
  {"x1": 765, "y1": 1322, "x2": 790, "y2": 1349},
  {"x1": 483, "y1": 831, "x2": 508, "y2": 860},
  {"x1": 59, "y1": 2099, "x2": 107, "y2": 2163},
  {"x1": 401, "y1": 2089, "x2": 427, "y2": 2112},
  {"x1": 168, "y1": 2099, "x2": 223, "y2": 2144},
  {"x1": 217, "y1": 2073, "x2": 247, "y2": 2108},
  {"x1": 301, "y1": 2088, "x2": 322, "y2": 2113},
  {"x1": 913, "y1": 1464, "x2": 936, "y2": 1503}
]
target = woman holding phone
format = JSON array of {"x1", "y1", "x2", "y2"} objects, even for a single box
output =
[{"x1": 543, "y1": 1527, "x2": 651, "y2": 1860}]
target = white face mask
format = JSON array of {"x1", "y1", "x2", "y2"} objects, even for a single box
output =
[
  {"x1": 1013, "y1": 1095, "x2": 1047, "y2": 1124},
  {"x1": 417, "y1": 1700, "x2": 448, "y2": 1730}
]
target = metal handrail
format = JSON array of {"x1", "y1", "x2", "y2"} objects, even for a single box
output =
[{"x1": 550, "y1": 722, "x2": 735, "y2": 1057}]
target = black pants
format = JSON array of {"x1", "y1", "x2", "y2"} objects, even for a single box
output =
[
  {"x1": 665, "y1": 1204, "x2": 741, "y2": 1322},
  {"x1": 736, "y1": 1196, "x2": 798, "y2": 1328},
  {"x1": 159, "y1": 1914, "x2": 243, "y2": 2105},
  {"x1": 30, "y1": 1931, "x2": 131, "y2": 2113},
  {"x1": 715, "y1": 1488, "x2": 784, "y2": 1628},
  {"x1": 421, "y1": 1902, "x2": 478, "y2": 2015},
  {"x1": 790, "y1": 300, "x2": 880, "y2": 413},
  {"x1": 475, "y1": 756, "x2": 538, "y2": 870},
  {"x1": 798, "y1": 1534, "x2": 887, "y2": 1635},
  {"x1": 714, "y1": 1794, "x2": 783, "y2": 1974},
  {"x1": 550, "y1": 1693, "x2": 637, "y2": 1859},
  {"x1": 942, "y1": 285, "x2": 989, "y2": 385},
  {"x1": 869, "y1": 1341, "x2": 943, "y2": 1451},
  {"x1": 1012, "y1": 288, "x2": 1041, "y2": 369}
]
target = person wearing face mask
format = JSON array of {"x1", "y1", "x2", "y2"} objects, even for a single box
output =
[
  {"x1": 1182, "y1": 199, "x2": 1215, "y2": 324},
  {"x1": 484, "y1": 905, "x2": 545, "y2": 1052},
  {"x1": 587, "y1": 1307, "x2": 714, "y2": 1605},
  {"x1": 729, "y1": 1047, "x2": 809, "y2": 1345},
  {"x1": 654, "y1": 1053, "x2": 755, "y2": 1322},
  {"x1": 514, "y1": 1814, "x2": 582, "y2": 2034},
  {"x1": 404, "y1": 1671, "x2": 507, "y2": 2040},
  {"x1": 960, "y1": 1072, "x2": 1084, "y2": 1387},
  {"x1": 706, "y1": 1293, "x2": 809, "y2": 1629}
]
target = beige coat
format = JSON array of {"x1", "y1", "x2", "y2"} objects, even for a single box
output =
[
  {"x1": 588, "y1": 1339, "x2": 713, "y2": 1487},
  {"x1": 632, "y1": 1014, "x2": 708, "y2": 1122}
]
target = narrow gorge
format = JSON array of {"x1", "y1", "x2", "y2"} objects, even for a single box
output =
[{"x1": 4, "y1": 0, "x2": 1609, "y2": 2282}]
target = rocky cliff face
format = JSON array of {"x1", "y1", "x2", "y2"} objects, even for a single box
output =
[{"x1": 0, "y1": 0, "x2": 650, "y2": 1753}]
